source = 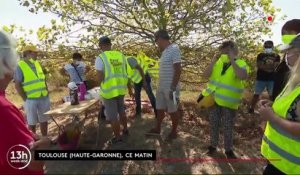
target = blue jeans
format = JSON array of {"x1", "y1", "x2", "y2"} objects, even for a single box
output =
[
  {"x1": 254, "y1": 80, "x2": 274, "y2": 96},
  {"x1": 134, "y1": 73, "x2": 156, "y2": 116}
]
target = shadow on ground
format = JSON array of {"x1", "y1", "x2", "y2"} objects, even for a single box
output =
[{"x1": 44, "y1": 98, "x2": 265, "y2": 175}]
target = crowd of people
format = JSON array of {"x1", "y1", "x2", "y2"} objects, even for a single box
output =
[{"x1": 0, "y1": 19, "x2": 299, "y2": 174}]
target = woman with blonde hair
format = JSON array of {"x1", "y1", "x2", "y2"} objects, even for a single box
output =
[{"x1": 258, "y1": 34, "x2": 300, "y2": 174}]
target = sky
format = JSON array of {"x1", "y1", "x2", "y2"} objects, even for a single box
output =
[{"x1": 0, "y1": 0, "x2": 299, "y2": 46}]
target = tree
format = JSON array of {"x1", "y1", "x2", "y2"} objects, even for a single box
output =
[{"x1": 17, "y1": 0, "x2": 282, "y2": 85}]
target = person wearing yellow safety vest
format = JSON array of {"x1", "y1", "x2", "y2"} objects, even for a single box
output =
[
  {"x1": 95, "y1": 36, "x2": 129, "y2": 145},
  {"x1": 203, "y1": 41, "x2": 250, "y2": 159},
  {"x1": 272, "y1": 19, "x2": 300, "y2": 101},
  {"x1": 126, "y1": 56, "x2": 157, "y2": 118},
  {"x1": 258, "y1": 24, "x2": 300, "y2": 175},
  {"x1": 14, "y1": 45, "x2": 50, "y2": 137},
  {"x1": 197, "y1": 54, "x2": 228, "y2": 104}
]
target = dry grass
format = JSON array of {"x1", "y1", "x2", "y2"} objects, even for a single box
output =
[{"x1": 6, "y1": 83, "x2": 267, "y2": 174}]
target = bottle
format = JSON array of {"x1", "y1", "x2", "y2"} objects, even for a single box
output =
[
  {"x1": 79, "y1": 82, "x2": 87, "y2": 101},
  {"x1": 70, "y1": 88, "x2": 79, "y2": 105}
]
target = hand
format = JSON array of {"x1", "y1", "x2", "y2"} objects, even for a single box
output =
[
  {"x1": 169, "y1": 90, "x2": 174, "y2": 100},
  {"x1": 128, "y1": 89, "x2": 134, "y2": 99},
  {"x1": 257, "y1": 99, "x2": 273, "y2": 108},
  {"x1": 30, "y1": 137, "x2": 51, "y2": 150},
  {"x1": 227, "y1": 49, "x2": 236, "y2": 61},
  {"x1": 257, "y1": 105, "x2": 275, "y2": 121}
]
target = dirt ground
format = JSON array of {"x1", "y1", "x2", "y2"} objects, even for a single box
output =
[{"x1": 6, "y1": 83, "x2": 267, "y2": 174}]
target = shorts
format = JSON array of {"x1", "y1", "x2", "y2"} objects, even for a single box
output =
[
  {"x1": 254, "y1": 80, "x2": 274, "y2": 96},
  {"x1": 102, "y1": 95, "x2": 125, "y2": 121},
  {"x1": 156, "y1": 88, "x2": 180, "y2": 113},
  {"x1": 25, "y1": 97, "x2": 51, "y2": 125}
]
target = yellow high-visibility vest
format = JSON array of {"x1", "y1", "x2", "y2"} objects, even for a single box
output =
[
  {"x1": 18, "y1": 59, "x2": 48, "y2": 99},
  {"x1": 126, "y1": 56, "x2": 142, "y2": 84},
  {"x1": 201, "y1": 54, "x2": 227, "y2": 97},
  {"x1": 99, "y1": 51, "x2": 128, "y2": 99},
  {"x1": 213, "y1": 58, "x2": 249, "y2": 110},
  {"x1": 261, "y1": 86, "x2": 300, "y2": 174}
]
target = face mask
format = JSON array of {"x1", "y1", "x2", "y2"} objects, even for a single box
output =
[
  {"x1": 219, "y1": 54, "x2": 229, "y2": 63},
  {"x1": 282, "y1": 35, "x2": 297, "y2": 44},
  {"x1": 285, "y1": 54, "x2": 293, "y2": 69},
  {"x1": 265, "y1": 48, "x2": 272, "y2": 53}
]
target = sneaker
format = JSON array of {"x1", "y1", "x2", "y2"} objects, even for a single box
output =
[
  {"x1": 108, "y1": 137, "x2": 123, "y2": 145},
  {"x1": 145, "y1": 128, "x2": 161, "y2": 136},
  {"x1": 122, "y1": 129, "x2": 129, "y2": 136},
  {"x1": 225, "y1": 150, "x2": 237, "y2": 159},
  {"x1": 207, "y1": 146, "x2": 217, "y2": 155}
]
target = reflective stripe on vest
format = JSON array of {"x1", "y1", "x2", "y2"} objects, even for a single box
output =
[
  {"x1": 126, "y1": 56, "x2": 142, "y2": 84},
  {"x1": 261, "y1": 86, "x2": 300, "y2": 174},
  {"x1": 18, "y1": 60, "x2": 48, "y2": 99},
  {"x1": 213, "y1": 59, "x2": 247, "y2": 110},
  {"x1": 100, "y1": 51, "x2": 128, "y2": 99}
]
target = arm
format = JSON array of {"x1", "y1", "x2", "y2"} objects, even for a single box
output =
[
  {"x1": 96, "y1": 70, "x2": 104, "y2": 85},
  {"x1": 127, "y1": 81, "x2": 134, "y2": 98},
  {"x1": 135, "y1": 65, "x2": 146, "y2": 82},
  {"x1": 273, "y1": 55, "x2": 281, "y2": 69},
  {"x1": 228, "y1": 50, "x2": 248, "y2": 80},
  {"x1": 171, "y1": 62, "x2": 181, "y2": 90},
  {"x1": 60, "y1": 67, "x2": 68, "y2": 76},
  {"x1": 95, "y1": 57, "x2": 104, "y2": 85},
  {"x1": 230, "y1": 59, "x2": 248, "y2": 80},
  {"x1": 269, "y1": 114, "x2": 300, "y2": 138},
  {"x1": 203, "y1": 57, "x2": 218, "y2": 79},
  {"x1": 85, "y1": 65, "x2": 91, "y2": 72},
  {"x1": 15, "y1": 81, "x2": 27, "y2": 101},
  {"x1": 259, "y1": 100, "x2": 300, "y2": 138}
]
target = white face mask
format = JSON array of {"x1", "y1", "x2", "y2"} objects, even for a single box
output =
[
  {"x1": 265, "y1": 48, "x2": 272, "y2": 53},
  {"x1": 285, "y1": 54, "x2": 293, "y2": 69},
  {"x1": 74, "y1": 61, "x2": 81, "y2": 65}
]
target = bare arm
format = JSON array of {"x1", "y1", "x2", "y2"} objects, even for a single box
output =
[
  {"x1": 171, "y1": 62, "x2": 181, "y2": 90},
  {"x1": 60, "y1": 67, "x2": 68, "y2": 76},
  {"x1": 15, "y1": 81, "x2": 27, "y2": 101},
  {"x1": 96, "y1": 70, "x2": 104, "y2": 85},
  {"x1": 203, "y1": 58, "x2": 218, "y2": 79},
  {"x1": 135, "y1": 64, "x2": 146, "y2": 82},
  {"x1": 230, "y1": 59, "x2": 248, "y2": 80},
  {"x1": 269, "y1": 110, "x2": 300, "y2": 138}
]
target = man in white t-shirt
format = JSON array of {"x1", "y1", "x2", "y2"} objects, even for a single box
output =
[
  {"x1": 146, "y1": 29, "x2": 182, "y2": 141},
  {"x1": 61, "y1": 52, "x2": 88, "y2": 86}
]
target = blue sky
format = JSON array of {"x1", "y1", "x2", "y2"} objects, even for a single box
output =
[{"x1": 0, "y1": 0, "x2": 299, "y2": 45}]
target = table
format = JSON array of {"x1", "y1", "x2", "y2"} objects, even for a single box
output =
[{"x1": 44, "y1": 99, "x2": 100, "y2": 146}]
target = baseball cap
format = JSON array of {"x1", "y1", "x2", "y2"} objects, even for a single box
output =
[{"x1": 99, "y1": 36, "x2": 111, "y2": 45}]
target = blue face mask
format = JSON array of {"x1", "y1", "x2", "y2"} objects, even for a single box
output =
[{"x1": 265, "y1": 48, "x2": 272, "y2": 53}]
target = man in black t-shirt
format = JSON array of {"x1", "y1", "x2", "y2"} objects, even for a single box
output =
[{"x1": 249, "y1": 41, "x2": 280, "y2": 113}]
